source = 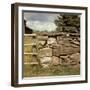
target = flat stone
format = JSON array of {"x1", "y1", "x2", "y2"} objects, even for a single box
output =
[
  {"x1": 52, "y1": 56, "x2": 60, "y2": 65},
  {"x1": 37, "y1": 36, "x2": 48, "y2": 40},
  {"x1": 38, "y1": 48, "x2": 52, "y2": 57},
  {"x1": 60, "y1": 55, "x2": 68, "y2": 59},
  {"x1": 40, "y1": 57, "x2": 52, "y2": 64},
  {"x1": 47, "y1": 38, "x2": 57, "y2": 45},
  {"x1": 52, "y1": 44, "x2": 80, "y2": 56},
  {"x1": 71, "y1": 41, "x2": 80, "y2": 46},
  {"x1": 70, "y1": 53, "x2": 80, "y2": 65},
  {"x1": 59, "y1": 45, "x2": 80, "y2": 55},
  {"x1": 40, "y1": 57, "x2": 52, "y2": 68}
]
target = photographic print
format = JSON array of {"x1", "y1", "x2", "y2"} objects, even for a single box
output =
[
  {"x1": 23, "y1": 12, "x2": 80, "y2": 77},
  {"x1": 11, "y1": 3, "x2": 88, "y2": 87}
]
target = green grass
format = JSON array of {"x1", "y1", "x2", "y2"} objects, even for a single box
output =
[{"x1": 24, "y1": 64, "x2": 80, "y2": 77}]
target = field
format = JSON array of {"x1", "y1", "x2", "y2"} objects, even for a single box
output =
[{"x1": 24, "y1": 64, "x2": 80, "y2": 77}]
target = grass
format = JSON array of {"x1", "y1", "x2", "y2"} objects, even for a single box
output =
[{"x1": 23, "y1": 64, "x2": 80, "y2": 77}]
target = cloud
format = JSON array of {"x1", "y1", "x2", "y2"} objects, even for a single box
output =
[
  {"x1": 26, "y1": 21, "x2": 57, "y2": 31},
  {"x1": 24, "y1": 12, "x2": 59, "y2": 31},
  {"x1": 24, "y1": 12, "x2": 59, "y2": 22}
]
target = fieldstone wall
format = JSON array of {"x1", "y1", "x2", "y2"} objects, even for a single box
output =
[{"x1": 37, "y1": 32, "x2": 80, "y2": 68}]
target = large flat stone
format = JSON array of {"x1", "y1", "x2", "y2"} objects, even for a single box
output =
[
  {"x1": 70, "y1": 53, "x2": 80, "y2": 65},
  {"x1": 52, "y1": 45, "x2": 80, "y2": 56},
  {"x1": 59, "y1": 46, "x2": 80, "y2": 55},
  {"x1": 38, "y1": 48, "x2": 52, "y2": 57},
  {"x1": 37, "y1": 36, "x2": 48, "y2": 40},
  {"x1": 40, "y1": 57, "x2": 52, "y2": 68},
  {"x1": 40, "y1": 57, "x2": 52, "y2": 64},
  {"x1": 47, "y1": 37, "x2": 57, "y2": 45}
]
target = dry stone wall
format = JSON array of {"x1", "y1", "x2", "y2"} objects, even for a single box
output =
[{"x1": 37, "y1": 32, "x2": 80, "y2": 68}]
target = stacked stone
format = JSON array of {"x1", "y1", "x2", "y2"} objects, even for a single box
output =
[{"x1": 37, "y1": 32, "x2": 80, "y2": 68}]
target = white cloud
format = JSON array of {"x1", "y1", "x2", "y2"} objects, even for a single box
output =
[{"x1": 26, "y1": 21, "x2": 57, "y2": 32}]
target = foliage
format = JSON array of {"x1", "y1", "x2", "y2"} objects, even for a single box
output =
[{"x1": 54, "y1": 14, "x2": 80, "y2": 33}]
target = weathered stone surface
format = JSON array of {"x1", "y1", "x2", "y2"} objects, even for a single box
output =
[
  {"x1": 66, "y1": 33, "x2": 70, "y2": 37},
  {"x1": 41, "y1": 64, "x2": 49, "y2": 68},
  {"x1": 38, "y1": 32, "x2": 63, "y2": 36},
  {"x1": 38, "y1": 44, "x2": 43, "y2": 49},
  {"x1": 38, "y1": 40, "x2": 46, "y2": 46},
  {"x1": 52, "y1": 46, "x2": 60, "y2": 56},
  {"x1": 60, "y1": 55, "x2": 70, "y2": 65},
  {"x1": 57, "y1": 41, "x2": 64, "y2": 45},
  {"x1": 46, "y1": 43, "x2": 58, "y2": 48},
  {"x1": 59, "y1": 45, "x2": 80, "y2": 55},
  {"x1": 40, "y1": 57, "x2": 52, "y2": 68},
  {"x1": 60, "y1": 56, "x2": 68, "y2": 59},
  {"x1": 71, "y1": 44, "x2": 79, "y2": 48},
  {"x1": 37, "y1": 36, "x2": 48, "y2": 40},
  {"x1": 70, "y1": 53, "x2": 80, "y2": 65},
  {"x1": 24, "y1": 31, "x2": 80, "y2": 70},
  {"x1": 70, "y1": 61, "x2": 77, "y2": 65},
  {"x1": 57, "y1": 37, "x2": 71, "y2": 45},
  {"x1": 52, "y1": 44, "x2": 79, "y2": 56},
  {"x1": 40, "y1": 57, "x2": 52, "y2": 64},
  {"x1": 57, "y1": 36, "x2": 62, "y2": 42},
  {"x1": 51, "y1": 44, "x2": 60, "y2": 49},
  {"x1": 70, "y1": 40, "x2": 80, "y2": 46},
  {"x1": 47, "y1": 38, "x2": 57, "y2": 45},
  {"x1": 52, "y1": 56, "x2": 60, "y2": 65},
  {"x1": 39, "y1": 48, "x2": 52, "y2": 57}
]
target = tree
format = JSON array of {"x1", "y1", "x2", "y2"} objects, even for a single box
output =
[{"x1": 54, "y1": 14, "x2": 80, "y2": 33}]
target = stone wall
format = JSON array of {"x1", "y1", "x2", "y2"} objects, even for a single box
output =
[{"x1": 37, "y1": 32, "x2": 80, "y2": 68}]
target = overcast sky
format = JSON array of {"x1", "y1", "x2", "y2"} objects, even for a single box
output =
[{"x1": 24, "y1": 12, "x2": 60, "y2": 31}]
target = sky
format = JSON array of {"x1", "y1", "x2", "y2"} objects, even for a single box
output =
[{"x1": 24, "y1": 12, "x2": 60, "y2": 31}]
